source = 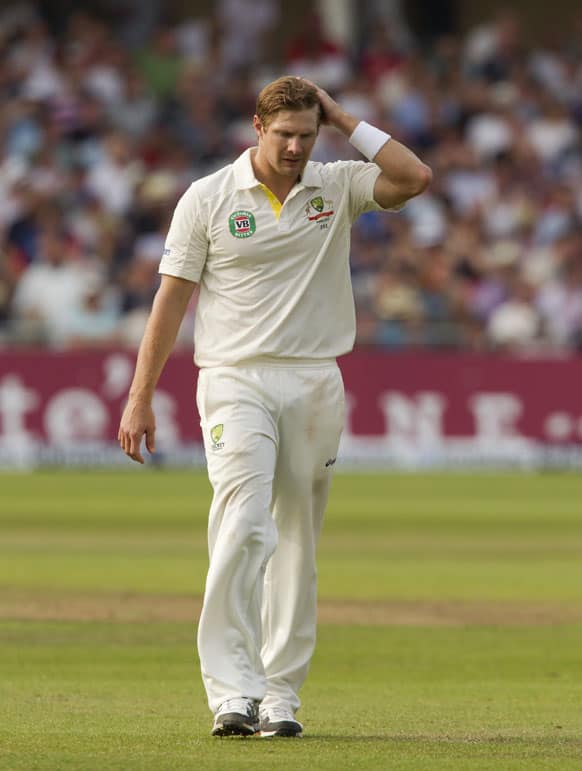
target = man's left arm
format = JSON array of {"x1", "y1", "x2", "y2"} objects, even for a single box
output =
[
  {"x1": 312, "y1": 83, "x2": 432, "y2": 209},
  {"x1": 368, "y1": 138, "x2": 433, "y2": 209}
]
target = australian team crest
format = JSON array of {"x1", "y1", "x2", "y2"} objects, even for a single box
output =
[
  {"x1": 229, "y1": 210, "x2": 256, "y2": 238},
  {"x1": 306, "y1": 196, "x2": 335, "y2": 224}
]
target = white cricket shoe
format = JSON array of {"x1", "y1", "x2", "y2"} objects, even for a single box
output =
[
  {"x1": 259, "y1": 705, "x2": 303, "y2": 738},
  {"x1": 211, "y1": 697, "x2": 260, "y2": 737}
]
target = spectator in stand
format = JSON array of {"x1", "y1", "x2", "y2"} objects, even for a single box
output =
[
  {"x1": 359, "y1": 22, "x2": 405, "y2": 87},
  {"x1": 487, "y1": 274, "x2": 541, "y2": 350},
  {"x1": 286, "y1": 14, "x2": 351, "y2": 91},
  {"x1": 416, "y1": 245, "x2": 464, "y2": 347},
  {"x1": 10, "y1": 226, "x2": 98, "y2": 346},
  {"x1": 465, "y1": 99, "x2": 516, "y2": 162},
  {"x1": 526, "y1": 93, "x2": 579, "y2": 168},
  {"x1": 463, "y1": 10, "x2": 524, "y2": 83},
  {"x1": 60, "y1": 277, "x2": 121, "y2": 349},
  {"x1": 216, "y1": 0, "x2": 280, "y2": 72},
  {"x1": 111, "y1": 66, "x2": 159, "y2": 139},
  {"x1": 480, "y1": 153, "x2": 535, "y2": 241},
  {"x1": 136, "y1": 24, "x2": 182, "y2": 100},
  {"x1": 381, "y1": 57, "x2": 437, "y2": 149},
  {"x1": 86, "y1": 132, "x2": 144, "y2": 217},
  {"x1": 469, "y1": 240, "x2": 519, "y2": 325},
  {"x1": 441, "y1": 145, "x2": 497, "y2": 218},
  {"x1": 371, "y1": 263, "x2": 423, "y2": 347},
  {"x1": 116, "y1": 235, "x2": 161, "y2": 348},
  {"x1": 536, "y1": 242, "x2": 582, "y2": 349},
  {"x1": 534, "y1": 183, "x2": 579, "y2": 246},
  {"x1": 170, "y1": 89, "x2": 227, "y2": 166}
]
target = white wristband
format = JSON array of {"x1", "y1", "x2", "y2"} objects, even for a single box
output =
[{"x1": 349, "y1": 121, "x2": 391, "y2": 160}]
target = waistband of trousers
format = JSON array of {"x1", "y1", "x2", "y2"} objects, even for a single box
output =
[{"x1": 201, "y1": 356, "x2": 337, "y2": 370}]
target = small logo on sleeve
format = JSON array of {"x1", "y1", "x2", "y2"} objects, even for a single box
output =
[
  {"x1": 229, "y1": 210, "x2": 256, "y2": 238},
  {"x1": 210, "y1": 424, "x2": 224, "y2": 450}
]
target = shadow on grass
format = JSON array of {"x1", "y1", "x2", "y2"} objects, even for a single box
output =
[{"x1": 297, "y1": 735, "x2": 582, "y2": 746}]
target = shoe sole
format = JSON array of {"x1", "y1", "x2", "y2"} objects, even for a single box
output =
[
  {"x1": 260, "y1": 729, "x2": 303, "y2": 738},
  {"x1": 212, "y1": 720, "x2": 258, "y2": 737}
]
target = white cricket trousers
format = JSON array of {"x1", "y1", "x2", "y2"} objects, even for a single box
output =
[{"x1": 196, "y1": 359, "x2": 345, "y2": 714}]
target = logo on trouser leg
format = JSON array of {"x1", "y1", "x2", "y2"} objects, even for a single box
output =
[
  {"x1": 325, "y1": 457, "x2": 336, "y2": 468},
  {"x1": 210, "y1": 424, "x2": 224, "y2": 450}
]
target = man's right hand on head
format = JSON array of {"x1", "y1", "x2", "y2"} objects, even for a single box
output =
[{"x1": 118, "y1": 400, "x2": 156, "y2": 464}]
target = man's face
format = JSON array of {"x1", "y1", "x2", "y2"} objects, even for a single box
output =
[{"x1": 253, "y1": 107, "x2": 319, "y2": 178}]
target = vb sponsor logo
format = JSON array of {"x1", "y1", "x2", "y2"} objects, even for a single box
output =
[{"x1": 229, "y1": 210, "x2": 256, "y2": 238}]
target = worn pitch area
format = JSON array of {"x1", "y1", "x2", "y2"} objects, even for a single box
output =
[{"x1": 2, "y1": 590, "x2": 582, "y2": 626}]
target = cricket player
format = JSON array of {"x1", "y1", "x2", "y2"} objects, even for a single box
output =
[{"x1": 119, "y1": 76, "x2": 431, "y2": 737}]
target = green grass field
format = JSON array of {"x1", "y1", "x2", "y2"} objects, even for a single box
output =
[{"x1": 2, "y1": 470, "x2": 582, "y2": 770}]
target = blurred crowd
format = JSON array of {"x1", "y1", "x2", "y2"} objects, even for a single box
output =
[{"x1": 0, "y1": 1, "x2": 581, "y2": 352}]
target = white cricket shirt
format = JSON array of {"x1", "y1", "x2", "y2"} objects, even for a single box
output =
[{"x1": 159, "y1": 148, "x2": 386, "y2": 367}]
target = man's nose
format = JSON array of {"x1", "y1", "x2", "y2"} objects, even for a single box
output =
[{"x1": 287, "y1": 138, "x2": 302, "y2": 155}]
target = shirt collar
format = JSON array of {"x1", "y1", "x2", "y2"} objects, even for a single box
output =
[
  {"x1": 233, "y1": 148, "x2": 322, "y2": 191},
  {"x1": 300, "y1": 162, "x2": 322, "y2": 188}
]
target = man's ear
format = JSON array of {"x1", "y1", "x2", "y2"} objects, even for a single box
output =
[{"x1": 252, "y1": 114, "x2": 263, "y2": 141}]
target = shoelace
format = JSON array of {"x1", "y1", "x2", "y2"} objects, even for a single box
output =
[
  {"x1": 261, "y1": 705, "x2": 296, "y2": 722},
  {"x1": 218, "y1": 698, "x2": 255, "y2": 717}
]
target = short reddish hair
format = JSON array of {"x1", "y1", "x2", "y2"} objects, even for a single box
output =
[{"x1": 256, "y1": 76, "x2": 322, "y2": 129}]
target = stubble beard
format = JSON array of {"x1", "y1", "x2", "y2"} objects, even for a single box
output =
[{"x1": 277, "y1": 156, "x2": 307, "y2": 178}]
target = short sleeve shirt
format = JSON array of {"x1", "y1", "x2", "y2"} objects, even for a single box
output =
[{"x1": 159, "y1": 148, "x2": 385, "y2": 367}]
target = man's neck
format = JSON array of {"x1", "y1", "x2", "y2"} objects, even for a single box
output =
[{"x1": 251, "y1": 148, "x2": 300, "y2": 204}]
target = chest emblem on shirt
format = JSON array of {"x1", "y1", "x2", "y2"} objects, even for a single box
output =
[
  {"x1": 306, "y1": 197, "x2": 334, "y2": 227},
  {"x1": 229, "y1": 210, "x2": 256, "y2": 238}
]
